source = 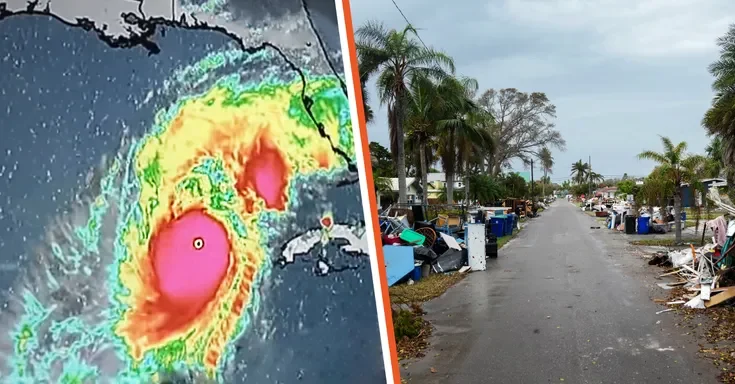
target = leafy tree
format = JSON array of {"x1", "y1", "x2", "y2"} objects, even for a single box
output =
[
  {"x1": 477, "y1": 88, "x2": 566, "y2": 175},
  {"x1": 369, "y1": 142, "x2": 395, "y2": 177},
  {"x1": 468, "y1": 175, "x2": 505, "y2": 204},
  {"x1": 616, "y1": 179, "x2": 636, "y2": 196},
  {"x1": 437, "y1": 185, "x2": 465, "y2": 203},
  {"x1": 561, "y1": 180, "x2": 572, "y2": 191},
  {"x1": 638, "y1": 136, "x2": 705, "y2": 244},
  {"x1": 501, "y1": 173, "x2": 528, "y2": 198},
  {"x1": 356, "y1": 21, "x2": 455, "y2": 204}
]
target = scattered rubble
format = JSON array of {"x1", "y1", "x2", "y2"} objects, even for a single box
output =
[{"x1": 647, "y1": 189, "x2": 735, "y2": 311}]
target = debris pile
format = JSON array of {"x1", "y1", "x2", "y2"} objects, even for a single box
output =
[
  {"x1": 380, "y1": 202, "x2": 526, "y2": 287},
  {"x1": 654, "y1": 187, "x2": 735, "y2": 310}
]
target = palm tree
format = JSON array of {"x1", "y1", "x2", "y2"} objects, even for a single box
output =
[
  {"x1": 638, "y1": 136, "x2": 705, "y2": 244},
  {"x1": 704, "y1": 135, "x2": 725, "y2": 178},
  {"x1": 404, "y1": 75, "x2": 433, "y2": 204},
  {"x1": 356, "y1": 21, "x2": 455, "y2": 205},
  {"x1": 637, "y1": 168, "x2": 676, "y2": 218},
  {"x1": 589, "y1": 172, "x2": 604, "y2": 184},
  {"x1": 434, "y1": 76, "x2": 493, "y2": 205},
  {"x1": 703, "y1": 24, "x2": 735, "y2": 202},
  {"x1": 456, "y1": 110, "x2": 495, "y2": 205},
  {"x1": 538, "y1": 147, "x2": 554, "y2": 197},
  {"x1": 570, "y1": 160, "x2": 589, "y2": 185}
]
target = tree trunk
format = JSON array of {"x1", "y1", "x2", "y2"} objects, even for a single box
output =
[
  {"x1": 728, "y1": 169, "x2": 735, "y2": 204},
  {"x1": 395, "y1": 98, "x2": 408, "y2": 205},
  {"x1": 419, "y1": 143, "x2": 428, "y2": 206},
  {"x1": 446, "y1": 172, "x2": 455, "y2": 205},
  {"x1": 694, "y1": 189, "x2": 701, "y2": 235},
  {"x1": 542, "y1": 169, "x2": 547, "y2": 197},
  {"x1": 673, "y1": 186, "x2": 682, "y2": 244},
  {"x1": 492, "y1": 162, "x2": 502, "y2": 177},
  {"x1": 464, "y1": 158, "x2": 471, "y2": 207}
]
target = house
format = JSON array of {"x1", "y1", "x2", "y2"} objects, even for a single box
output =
[
  {"x1": 595, "y1": 187, "x2": 618, "y2": 199},
  {"x1": 681, "y1": 178, "x2": 728, "y2": 208},
  {"x1": 378, "y1": 172, "x2": 464, "y2": 207}
]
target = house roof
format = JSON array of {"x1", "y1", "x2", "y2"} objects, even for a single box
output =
[{"x1": 702, "y1": 178, "x2": 727, "y2": 183}]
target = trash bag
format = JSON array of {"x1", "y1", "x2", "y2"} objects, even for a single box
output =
[
  {"x1": 668, "y1": 248, "x2": 693, "y2": 267},
  {"x1": 413, "y1": 246, "x2": 439, "y2": 263},
  {"x1": 432, "y1": 248, "x2": 466, "y2": 273}
]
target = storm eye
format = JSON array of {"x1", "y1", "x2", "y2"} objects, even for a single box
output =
[{"x1": 193, "y1": 237, "x2": 204, "y2": 250}]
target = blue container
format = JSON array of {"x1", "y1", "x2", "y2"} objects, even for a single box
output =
[
  {"x1": 490, "y1": 217, "x2": 505, "y2": 238},
  {"x1": 411, "y1": 266, "x2": 422, "y2": 282},
  {"x1": 681, "y1": 211, "x2": 687, "y2": 221},
  {"x1": 637, "y1": 216, "x2": 650, "y2": 234},
  {"x1": 505, "y1": 214, "x2": 515, "y2": 236}
]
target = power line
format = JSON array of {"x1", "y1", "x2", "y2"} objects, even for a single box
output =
[{"x1": 389, "y1": 0, "x2": 430, "y2": 50}]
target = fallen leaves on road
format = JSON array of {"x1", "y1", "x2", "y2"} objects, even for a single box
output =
[
  {"x1": 664, "y1": 287, "x2": 735, "y2": 383},
  {"x1": 430, "y1": 367, "x2": 437, "y2": 373}
]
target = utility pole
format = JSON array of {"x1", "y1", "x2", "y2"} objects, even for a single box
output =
[{"x1": 530, "y1": 159, "x2": 534, "y2": 200}]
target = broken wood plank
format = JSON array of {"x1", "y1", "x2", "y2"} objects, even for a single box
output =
[
  {"x1": 667, "y1": 300, "x2": 686, "y2": 305},
  {"x1": 660, "y1": 269, "x2": 683, "y2": 277},
  {"x1": 681, "y1": 264, "x2": 700, "y2": 275},
  {"x1": 705, "y1": 286, "x2": 735, "y2": 308}
]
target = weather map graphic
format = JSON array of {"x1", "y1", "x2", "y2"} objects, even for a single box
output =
[{"x1": 0, "y1": 0, "x2": 385, "y2": 383}]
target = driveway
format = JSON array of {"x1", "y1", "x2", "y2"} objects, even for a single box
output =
[{"x1": 401, "y1": 200, "x2": 718, "y2": 384}]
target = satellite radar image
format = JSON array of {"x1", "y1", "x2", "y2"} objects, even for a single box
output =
[{"x1": 0, "y1": 0, "x2": 386, "y2": 382}]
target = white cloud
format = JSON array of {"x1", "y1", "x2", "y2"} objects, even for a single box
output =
[{"x1": 489, "y1": 0, "x2": 734, "y2": 59}]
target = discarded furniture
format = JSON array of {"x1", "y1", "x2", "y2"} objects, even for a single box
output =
[
  {"x1": 398, "y1": 229, "x2": 425, "y2": 246},
  {"x1": 383, "y1": 245, "x2": 415, "y2": 286},
  {"x1": 414, "y1": 227, "x2": 437, "y2": 247},
  {"x1": 435, "y1": 214, "x2": 462, "y2": 234},
  {"x1": 465, "y1": 223, "x2": 486, "y2": 271}
]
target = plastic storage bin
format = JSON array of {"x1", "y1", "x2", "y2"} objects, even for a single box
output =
[
  {"x1": 490, "y1": 217, "x2": 505, "y2": 238},
  {"x1": 505, "y1": 214, "x2": 515, "y2": 236},
  {"x1": 637, "y1": 216, "x2": 650, "y2": 234}
]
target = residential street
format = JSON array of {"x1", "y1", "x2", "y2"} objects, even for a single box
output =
[{"x1": 402, "y1": 200, "x2": 719, "y2": 384}]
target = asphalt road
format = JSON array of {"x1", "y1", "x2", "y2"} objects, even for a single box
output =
[{"x1": 402, "y1": 200, "x2": 719, "y2": 384}]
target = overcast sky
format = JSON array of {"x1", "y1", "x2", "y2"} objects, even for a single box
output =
[{"x1": 349, "y1": 0, "x2": 735, "y2": 182}]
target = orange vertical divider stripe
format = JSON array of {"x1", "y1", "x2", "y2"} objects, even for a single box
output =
[{"x1": 339, "y1": 0, "x2": 401, "y2": 382}]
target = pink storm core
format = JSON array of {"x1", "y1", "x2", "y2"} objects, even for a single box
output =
[{"x1": 151, "y1": 209, "x2": 231, "y2": 305}]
